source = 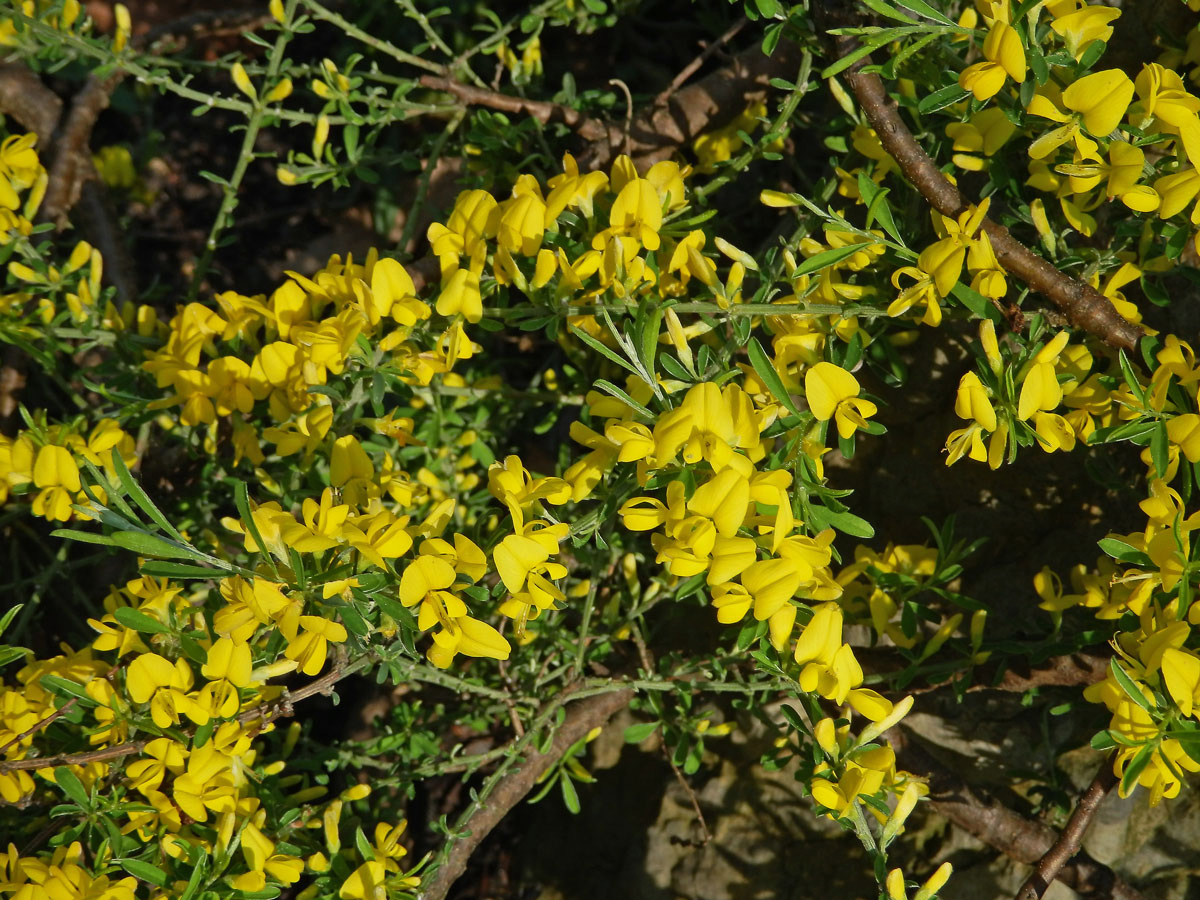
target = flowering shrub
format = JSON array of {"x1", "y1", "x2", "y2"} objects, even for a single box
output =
[{"x1": 4, "y1": 0, "x2": 1200, "y2": 898}]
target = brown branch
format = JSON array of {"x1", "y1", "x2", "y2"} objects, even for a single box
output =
[
  {"x1": 421, "y1": 687, "x2": 634, "y2": 900},
  {"x1": 892, "y1": 730, "x2": 1143, "y2": 900},
  {"x1": 653, "y1": 17, "x2": 749, "y2": 109},
  {"x1": 1015, "y1": 764, "x2": 1120, "y2": 900},
  {"x1": 418, "y1": 75, "x2": 614, "y2": 144},
  {"x1": 0, "y1": 63, "x2": 62, "y2": 144},
  {"x1": 0, "y1": 657, "x2": 363, "y2": 776},
  {"x1": 817, "y1": 3, "x2": 1143, "y2": 351}
]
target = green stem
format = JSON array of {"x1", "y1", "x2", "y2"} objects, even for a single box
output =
[
  {"x1": 397, "y1": 109, "x2": 465, "y2": 253},
  {"x1": 303, "y1": 0, "x2": 448, "y2": 75},
  {"x1": 187, "y1": 0, "x2": 301, "y2": 301}
]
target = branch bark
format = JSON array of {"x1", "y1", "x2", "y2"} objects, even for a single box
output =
[
  {"x1": 1015, "y1": 764, "x2": 1120, "y2": 900},
  {"x1": 420, "y1": 687, "x2": 634, "y2": 900},
  {"x1": 892, "y1": 730, "x2": 1143, "y2": 900},
  {"x1": 817, "y1": 2, "x2": 1143, "y2": 351}
]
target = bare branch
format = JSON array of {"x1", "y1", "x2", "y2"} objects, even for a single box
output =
[
  {"x1": 1015, "y1": 765, "x2": 1120, "y2": 900},
  {"x1": 892, "y1": 730, "x2": 1143, "y2": 900},
  {"x1": 421, "y1": 687, "x2": 634, "y2": 900}
]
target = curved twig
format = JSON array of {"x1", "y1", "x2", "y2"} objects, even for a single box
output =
[
  {"x1": 818, "y1": 2, "x2": 1143, "y2": 351},
  {"x1": 892, "y1": 731, "x2": 1143, "y2": 900},
  {"x1": 421, "y1": 686, "x2": 634, "y2": 900}
]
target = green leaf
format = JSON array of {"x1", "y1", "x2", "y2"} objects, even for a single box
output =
[
  {"x1": 895, "y1": 0, "x2": 956, "y2": 24},
  {"x1": 0, "y1": 646, "x2": 30, "y2": 669},
  {"x1": 1151, "y1": 420, "x2": 1170, "y2": 480},
  {"x1": 560, "y1": 771, "x2": 581, "y2": 814},
  {"x1": 1097, "y1": 537, "x2": 1152, "y2": 567},
  {"x1": 0, "y1": 604, "x2": 22, "y2": 638},
  {"x1": 1120, "y1": 741, "x2": 1156, "y2": 797},
  {"x1": 861, "y1": 181, "x2": 905, "y2": 248},
  {"x1": 858, "y1": 0, "x2": 917, "y2": 24},
  {"x1": 793, "y1": 243, "x2": 869, "y2": 277},
  {"x1": 50, "y1": 528, "x2": 117, "y2": 548},
  {"x1": 109, "y1": 530, "x2": 206, "y2": 560},
  {"x1": 569, "y1": 325, "x2": 639, "y2": 377},
  {"x1": 747, "y1": 337, "x2": 801, "y2": 416},
  {"x1": 178, "y1": 854, "x2": 207, "y2": 900},
  {"x1": 53, "y1": 767, "x2": 90, "y2": 807},
  {"x1": 111, "y1": 448, "x2": 185, "y2": 541},
  {"x1": 1117, "y1": 349, "x2": 1148, "y2": 408},
  {"x1": 638, "y1": 305, "x2": 662, "y2": 379},
  {"x1": 140, "y1": 561, "x2": 222, "y2": 580},
  {"x1": 1109, "y1": 659, "x2": 1153, "y2": 714},
  {"x1": 1089, "y1": 730, "x2": 1118, "y2": 751},
  {"x1": 234, "y1": 479, "x2": 279, "y2": 576},
  {"x1": 113, "y1": 606, "x2": 171, "y2": 635},
  {"x1": 918, "y1": 82, "x2": 970, "y2": 114},
  {"x1": 624, "y1": 722, "x2": 659, "y2": 743},
  {"x1": 39, "y1": 674, "x2": 97, "y2": 705},
  {"x1": 808, "y1": 506, "x2": 875, "y2": 538},
  {"x1": 593, "y1": 379, "x2": 654, "y2": 418},
  {"x1": 120, "y1": 858, "x2": 169, "y2": 887}
]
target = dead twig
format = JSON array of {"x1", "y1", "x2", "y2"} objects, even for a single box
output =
[
  {"x1": 418, "y1": 75, "x2": 613, "y2": 144},
  {"x1": 1015, "y1": 764, "x2": 1121, "y2": 900},
  {"x1": 653, "y1": 17, "x2": 748, "y2": 109},
  {"x1": 421, "y1": 687, "x2": 634, "y2": 900},
  {"x1": 892, "y1": 731, "x2": 1143, "y2": 900},
  {"x1": 817, "y1": 2, "x2": 1143, "y2": 351},
  {"x1": 0, "y1": 657, "x2": 365, "y2": 777}
]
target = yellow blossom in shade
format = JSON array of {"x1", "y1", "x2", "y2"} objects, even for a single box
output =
[
  {"x1": 1017, "y1": 330, "x2": 1069, "y2": 420},
  {"x1": 958, "y1": 20, "x2": 1026, "y2": 101},
  {"x1": 232, "y1": 62, "x2": 258, "y2": 102},
  {"x1": 946, "y1": 108, "x2": 1017, "y2": 171},
  {"x1": 1026, "y1": 70, "x2": 1135, "y2": 159},
  {"x1": 435, "y1": 268, "x2": 483, "y2": 323},
  {"x1": 31, "y1": 444, "x2": 81, "y2": 521},
  {"x1": 805, "y1": 362, "x2": 877, "y2": 439},
  {"x1": 955, "y1": 371, "x2": 997, "y2": 430},
  {"x1": 284, "y1": 616, "x2": 349, "y2": 676},
  {"x1": 1051, "y1": 6, "x2": 1120, "y2": 61}
]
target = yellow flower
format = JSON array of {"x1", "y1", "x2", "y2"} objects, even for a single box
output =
[
  {"x1": 1027, "y1": 70, "x2": 1135, "y2": 159},
  {"x1": 805, "y1": 362, "x2": 877, "y2": 439},
  {"x1": 232, "y1": 62, "x2": 258, "y2": 102},
  {"x1": 31, "y1": 444, "x2": 81, "y2": 521},
  {"x1": 284, "y1": 616, "x2": 349, "y2": 676},
  {"x1": 1050, "y1": 6, "x2": 1120, "y2": 61},
  {"x1": 958, "y1": 21, "x2": 1026, "y2": 101}
]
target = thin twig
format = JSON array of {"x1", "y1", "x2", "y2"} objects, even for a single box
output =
[
  {"x1": 0, "y1": 656, "x2": 368, "y2": 776},
  {"x1": 1015, "y1": 764, "x2": 1121, "y2": 900},
  {"x1": 653, "y1": 16, "x2": 748, "y2": 108},
  {"x1": 891, "y1": 730, "x2": 1143, "y2": 900},
  {"x1": 417, "y1": 75, "x2": 613, "y2": 144},
  {"x1": 817, "y1": 2, "x2": 1143, "y2": 351}
]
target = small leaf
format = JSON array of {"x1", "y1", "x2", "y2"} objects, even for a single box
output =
[
  {"x1": 1109, "y1": 659, "x2": 1153, "y2": 714},
  {"x1": 109, "y1": 531, "x2": 206, "y2": 560},
  {"x1": 624, "y1": 722, "x2": 659, "y2": 744},
  {"x1": 560, "y1": 772, "x2": 581, "y2": 814},
  {"x1": 120, "y1": 858, "x2": 168, "y2": 887},
  {"x1": 569, "y1": 325, "x2": 639, "y2": 377},
  {"x1": 54, "y1": 767, "x2": 90, "y2": 807},
  {"x1": 793, "y1": 243, "x2": 870, "y2": 277},
  {"x1": 111, "y1": 448, "x2": 186, "y2": 541},
  {"x1": 918, "y1": 82, "x2": 970, "y2": 114},
  {"x1": 113, "y1": 606, "x2": 171, "y2": 635},
  {"x1": 747, "y1": 337, "x2": 801, "y2": 416},
  {"x1": 1120, "y1": 742, "x2": 1156, "y2": 797}
]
